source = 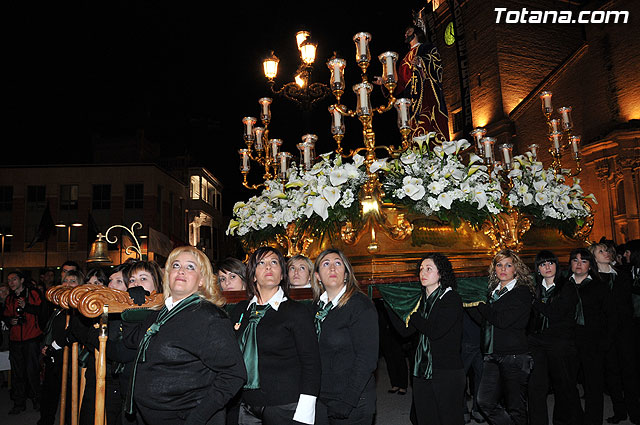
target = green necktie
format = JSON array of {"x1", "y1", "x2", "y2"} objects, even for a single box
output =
[
  {"x1": 572, "y1": 277, "x2": 589, "y2": 326},
  {"x1": 481, "y1": 286, "x2": 508, "y2": 354},
  {"x1": 314, "y1": 300, "x2": 333, "y2": 340},
  {"x1": 538, "y1": 285, "x2": 556, "y2": 331},
  {"x1": 125, "y1": 293, "x2": 202, "y2": 414},
  {"x1": 413, "y1": 286, "x2": 444, "y2": 379},
  {"x1": 239, "y1": 303, "x2": 271, "y2": 389}
]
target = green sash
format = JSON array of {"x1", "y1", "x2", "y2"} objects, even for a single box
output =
[
  {"x1": 538, "y1": 284, "x2": 556, "y2": 332},
  {"x1": 571, "y1": 276, "x2": 590, "y2": 326},
  {"x1": 314, "y1": 300, "x2": 333, "y2": 340},
  {"x1": 125, "y1": 294, "x2": 201, "y2": 414},
  {"x1": 481, "y1": 286, "x2": 508, "y2": 354},
  {"x1": 238, "y1": 303, "x2": 271, "y2": 389},
  {"x1": 413, "y1": 286, "x2": 445, "y2": 379}
]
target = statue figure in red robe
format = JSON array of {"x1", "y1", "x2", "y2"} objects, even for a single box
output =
[{"x1": 385, "y1": 25, "x2": 450, "y2": 142}]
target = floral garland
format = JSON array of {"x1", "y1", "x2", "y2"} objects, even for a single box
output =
[
  {"x1": 375, "y1": 136, "x2": 504, "y2": 228},
  {"x1": 227, "y1": 152, "x2": 367, "y2": 238},
  {"x1": 506, "y1": 152, "x2": 597, "y2": 235},
  {"x1": 227, "y1": 135, "x2": 597, "y2": 240}
]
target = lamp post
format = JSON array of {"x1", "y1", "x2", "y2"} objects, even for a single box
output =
[
  {"x1": 0, "y1": 232, "x2": 13, "y2": 282},
  {"x1": 55, "y1": 222, "x2": 83, "y2": 260}
]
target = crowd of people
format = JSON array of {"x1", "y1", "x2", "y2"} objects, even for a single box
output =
[{"x1": 0, "y1": 238, "x2": 638, "y2": 425}]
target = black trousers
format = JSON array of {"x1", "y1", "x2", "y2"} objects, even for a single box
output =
[
  {"x1": 38, "y1": 351, "x2": 70, "y2": 425},
  {"x1": 316, "y1": 397, "x2": 375, "y2": 425},
  {"x1": 9, "y1": 338, "x2": 41, "y2": 407},
  {"x1": 377, "y1": 300, "x2": 410, "y2": 390},
  {"x1": 238, "y1": 402, "x2": 297, "y2": 425},
  {"x1": 575, "y1": 338, "x2": 605, "y2": 425},
  {"x1": 412, "y1": 368, "x2": 465, "y2": 425},
  {"x1": 137, "y1": 404, "x2": 225, "y2": 425},
  {"x1": 462, "y1": 343, "x2": 483, "y2": 414},
  {"x1": 477, "y1": 353, "x2": 533, "y2": 425},
  {"x1": 528, "y1": 339, "x2": 580, "y2": 425},
  {"x1": 605, "y1": 322, "x2": 640, "y2": 421}
]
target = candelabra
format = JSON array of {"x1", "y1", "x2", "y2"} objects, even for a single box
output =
[
  {"x1": 262, "y1": 31, "x2": 332, "y2": 111},
  {"x1": 539, "y1": 91, "x2": 582, "y2": 176},
  {"x1": 240, "y1": 31, "x2": 417, "y2": 253}
]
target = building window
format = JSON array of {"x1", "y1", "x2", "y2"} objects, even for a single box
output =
[
  {"x1": 60, "y1": 184, "x2": 79, "y2": 211},
  {"x1": 0, "y1": 186, "x2": 13, "y2": 211},
  {"x1": 27, "y1": 185, "x2": 46, "y2": 210},
  {"x1": 92, "y1": 185, "x2": 111, "y2": 210},
  {"x1": 452, "y1": 110, "x2": 464, "y2": 134},
  {"x1": 616, "y1": 181, "x2": 626, "y2": 215},
  {"x1": 125, "y1": 184, "x2": 144, "y2": 209}
]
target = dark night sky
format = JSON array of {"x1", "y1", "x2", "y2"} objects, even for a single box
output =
[{"x1": 5, "y1": 1, "x2": 429, "y2": 214}]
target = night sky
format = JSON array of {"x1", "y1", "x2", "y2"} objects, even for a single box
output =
[{"x1": 6, "y1": 1, "x2": 434, "y2": 214}]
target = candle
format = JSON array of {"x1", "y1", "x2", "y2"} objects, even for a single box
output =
[
  {"x1": 329, "y1": 105, "x2": 344, "y2": 135},
  {"x1": 540, "y1": 91, "x2": 553, "y2": 115},
  {"x1": 569, "y1": 135, "x2": 580, "y2": 159},
  {"x1": 500, "y1": 143, "x2": 513, "y2": 170},
  {"x1": 470, "y1": 127, "x2": 487, "y2": 152},
  {"x1": 549, "y1": 119, "x2": 561, "y2": 133},
  {"x1": 259, "y1": 98, "x2": 272, "y2": 123},
  {"x1": 239, "y1": 149, "x2": 250, "y2": 172},
  {"x1": 482, "y1": 137, "x2": 495, "y2": 161},
  {"x1": 270, "y1": 139, "x2": 282, "y2": 160},
  {"x1": 353, "y1": 32, "x2": 371, "y2": 63},
  {"x1": 379, "y1": 52, "x2": 398, "y2": 83},
  {"x1": 354, "y1": 83, "x2": 371, "y2": 115},
  {"x1": 394, "y1": 98, "x2": 411, "y2": 129},
  {"x1": 254, "y1": 127, "x2": 264, "y2": 151},
  {"x1": 558, "y1": 106, "x2": 573, "y2": 130},
  {"x1": 549, "y1": 131, "x2": 562, "y2": 152},
  {"x1": 242, "y1": 117, "x2": 256, "y2": 141},
  {"x1": 528, "y1": 144, "x2": 538, "y2": 160}
]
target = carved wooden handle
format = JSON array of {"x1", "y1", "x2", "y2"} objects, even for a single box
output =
[{"x1": 78, "y1": 287, "x2": 164, "y2": 318}]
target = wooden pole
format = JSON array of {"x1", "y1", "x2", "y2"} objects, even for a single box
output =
[
  {"x1": 95, "y1": 334, "x2": 107, "y2": 425},
  {"x1": 95, "y1": 306, "x2": 108, "y2": 425},
  {"x1": 59, "y1": 314, "x2": 71, "y2": 425},
  {"x1": 71, "y1": 342, "x2": 79, "y2": 425}
]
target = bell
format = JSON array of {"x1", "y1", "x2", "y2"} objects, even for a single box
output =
[{"x1": 87, "y1": 233, "x2": 112, "y2": 264}]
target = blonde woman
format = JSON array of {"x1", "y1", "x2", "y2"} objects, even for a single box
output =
[
  {"x1": 466, "y1": 249, "x2": 534, "y2": 425},
  {"x1": 124, "y1": 246, "x2": 246, "y2": 425}
]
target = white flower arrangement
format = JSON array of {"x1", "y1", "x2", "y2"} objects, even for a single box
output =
[
  {"x1": 378, "y1": 136, "x2": 504, "y2": 227},
  {"x1": 227, "y1": 153, "x2": 367, "y2": 237},
  {"x1": 506, "y1": 152, "x2": 597, "y2": 233},
  {"x1": 227, "y1": 135, "x2": 597, "y2": 240}
]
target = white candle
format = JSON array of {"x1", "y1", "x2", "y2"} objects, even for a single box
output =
[
  {"x1": 304, "y1": 145, "x2": 311, "y2": 169},
  {"x1": 570, "y1": 136, "x2": 580, "y2": 154},
  {"x1": 359, "y1": 86, "x2": 368, "y2": 111},
  {"x1": 550, "y1": 131, "x2": 562, "y2": 151},
  {"x1": 558, "y1": 106, "x2": 572, "y2": 130},
  {"x1": 254, "y1": 127, "x2": 264, "y2": 151},
  {"x1": 333, "y1": 63, "x2": 342, "y2": 83},
  {"x1": 501, "y1": 146, "x2": 511, "y2": 165}
]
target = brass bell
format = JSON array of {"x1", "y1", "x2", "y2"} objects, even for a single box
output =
[{"x1": 87, "y1": 233, "x2": 112, "y2": 264}]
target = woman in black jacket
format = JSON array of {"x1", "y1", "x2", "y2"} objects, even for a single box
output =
[
  {"x1": 123, "y1": 246, "x2": 247, "y2": 425},
  {"x1": 311, "y1": 248, "x2": 378, "y2": 425},
  {"x1": 467, "y1": 249, "x2": 534, "y2": 425},
  {"x1": 388, "y1": 252, "x2": 465, "y2": 425},
  {"x1": 527, "y1": 250, "x2": 580, "y2": 425},
  {"x1": 230, "y1": 246, "x2": 321, "y2": 425}
]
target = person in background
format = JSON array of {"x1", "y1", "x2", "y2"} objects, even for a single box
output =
[
  {"x1": 311, "y1": 249, "x2": 378, "y2": 425},
  {"x1": 589, "y1": 242, "x2": 640, "y2": 424},
  {"x1": 527, "y1": 250, "x2": 580, "y2": 425},
  {"x1": 217, "y1": 257, "x2": 247, "y2": 292},
  {"x1": 108, "y1": 263, "x2": 130, "y2": 292},
  {"x1": 230, "y1": 246, "x2": 320, "y2": 425},
  {"x1": 466, "y1": 249, "x2": 534, "y2": 425},
  {"x1": 84, "y1": 267, "x2": 108, "y2": 286},
  {"x1": 2, "y1": 270, "x2": 43, "y2": 414},
  {"x1": 569, "y1": 247, "x2": 614, "y2": 425},
  {"x1": 288, "y1": 255, "x2": 314, "y2": 288}
]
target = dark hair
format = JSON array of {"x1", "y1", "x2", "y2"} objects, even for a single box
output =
[
  {"x1": 417, "y1": 253, "x2": 457, "y2": 290},
  {"x1": 61, "y1": 260, "x2": 80, "y2": 270},
  {"x1": 246, "y1": 247, "x2": 288, "y2": 300},
  {"x1": 534, "y1": 250, "x2": 559, "y2": 282},
  {"x1": 311, "y1": 249, "x2": 362, "y2": 308},
  {"x1": 84, "y1": 267, "x2": 108, "y2": 285},
  {"x1": 406, "y1": 24, "x2": 427, "y2": 44},
  {"x1": 215, "y1": 257, "x2": 247, "y2": 283},
  {"x1": 7, "y1": 270, "x2": 27, "y2": 282},
  {"x1": 127, "y1": 260, "x2": 164, "y2": 293},
  {"x1": 569, "y1": 248, "x2": 601, "y2": 283}
]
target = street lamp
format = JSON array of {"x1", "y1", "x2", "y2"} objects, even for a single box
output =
[
  {"x1": 0, "y1": 232, "x2": 13, "y2": 281},
  {"x1": 55, "y1": 222, "x2": 83, "y2": 260}
]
